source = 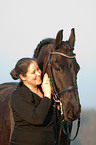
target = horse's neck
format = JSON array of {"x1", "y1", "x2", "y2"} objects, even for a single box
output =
[{"x1": 37, "y1": 44, "x2": 51, "y2": 71}]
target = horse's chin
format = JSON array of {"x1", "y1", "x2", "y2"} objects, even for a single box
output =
[
  {"x1": 64, "y1": 116, "x2": 78, "y2": 123},
  {"x1": 63, "y1": 109, "x2": 81, "y2": 122},
  {"x1": 64, "y1": 116, "x2": 73, "y2": 123}
]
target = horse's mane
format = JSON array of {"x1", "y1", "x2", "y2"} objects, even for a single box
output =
[{"x1": 34, "y1": 38, "x2": 54, "y2": 58}]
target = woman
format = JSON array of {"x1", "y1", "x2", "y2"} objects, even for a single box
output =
[{"x1": 9, "y1": 57, "x2": 55, "y2": 145}]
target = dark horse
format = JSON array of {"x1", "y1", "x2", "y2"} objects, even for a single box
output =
[{"x1": 0, "y1": 28, "x2": 81, "y2": 145}]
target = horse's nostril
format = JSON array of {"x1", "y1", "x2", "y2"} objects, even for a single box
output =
[
  {"x1": 67, "y1": 109, "x2": 74, "y2": 118},
  {"x1": 67, "y1": 109, "x2": 71, "y2": 114}
]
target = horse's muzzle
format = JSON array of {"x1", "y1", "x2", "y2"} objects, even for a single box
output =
[{"x1": 65, "y1": 104, "x2": 81, "y2": 122}]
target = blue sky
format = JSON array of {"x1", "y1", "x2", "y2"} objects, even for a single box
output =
[{"x1": 0, "y1": 0, "x2": 96, "y2": 109}]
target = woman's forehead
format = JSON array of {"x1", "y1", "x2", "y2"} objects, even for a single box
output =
[{"x1": 28, "y1": 61, "x2": 38, "y2": 71}]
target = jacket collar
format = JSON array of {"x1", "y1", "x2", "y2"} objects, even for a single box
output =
[{"x1": 16, "y1": 82, "x2": 42, "y2": 103}]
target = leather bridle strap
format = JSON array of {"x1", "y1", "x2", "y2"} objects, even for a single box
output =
[
  {"x1": 46, "y1": 48, "x2": 77, "y2": 99},
  {"x1": 62, "y1": 116, "x2": 80, "y2": 141},
  {"x1": 47, "y1": 53, "x2": 58, "y2": 99},
  {"x1": 59, "y1": 86, "x2": 78, "y2": 96},
  {"x1": 45, "y1": 48, "x2": 80, "y2": 144},
  {"x1": 51, "y1": 51, "x2": 76, "y2": 58},
  {"x1": 57, "y1": 116, "x2": 80, "y2": 145}
]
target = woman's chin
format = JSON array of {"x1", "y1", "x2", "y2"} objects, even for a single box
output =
[{"x1": 37, "y1": 80, "x2": 42, "y2": 85}]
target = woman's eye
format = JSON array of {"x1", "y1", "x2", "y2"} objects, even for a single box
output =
[
  {"x1": 31, "y1": 71, "x2": 35, "y2": 74},
  {"x1": 30, "y1": 67, "x2": 40, "y2": 74},
  {"x1": 37, "y1": 67, "x2": 40, "y2": 71}
]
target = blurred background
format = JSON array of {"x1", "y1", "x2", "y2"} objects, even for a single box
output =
[{"x1": 0, "y1": 0, "x2": 96, "y2": 144}]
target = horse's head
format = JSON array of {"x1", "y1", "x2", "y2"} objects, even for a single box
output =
[
  {"x1": 35, "y1": 28, "x2": 81, "y2": 122},
  {"x1": 49, "y1": 28, "x2": 81, "y2": 122}
]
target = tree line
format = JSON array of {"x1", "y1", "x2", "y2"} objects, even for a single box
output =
[{"x1": 71, "y1": 109, "x2": 96, "y2": 145}]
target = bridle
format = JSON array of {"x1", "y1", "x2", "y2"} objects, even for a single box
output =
[
  {"x1": 44, "y1": 46, "x2": 80, "y2": 144},
  {"x1": 44, "y1": 47, "x2": 78, "y2": 99}
]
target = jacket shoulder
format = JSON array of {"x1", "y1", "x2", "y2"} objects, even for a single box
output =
[{"x1": 11, "y1": 84, "x2": 34, "y2": 104}]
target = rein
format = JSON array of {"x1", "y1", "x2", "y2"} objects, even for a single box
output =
[
  {"x1": 62, "y1": 116, "x2": 80, "y2": 141},
  {"x1": 44, "y1": 47, "x2": 80, "y2": 144}
]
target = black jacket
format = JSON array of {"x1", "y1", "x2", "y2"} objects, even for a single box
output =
[{"x1": 10, "y1": 83, "x2": 55, "y2": 145}]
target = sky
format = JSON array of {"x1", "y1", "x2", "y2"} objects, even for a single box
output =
[{"x1": 0, "y1": 0, "x2": 96, "y2": 110}]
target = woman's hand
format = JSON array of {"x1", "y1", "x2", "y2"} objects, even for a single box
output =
[{"x1": 41, "y1": 73, "x2": 51, "y2": 99}]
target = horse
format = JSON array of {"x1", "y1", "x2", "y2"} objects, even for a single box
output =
[{"x1": 0, "y1": 28, "x2": 81, "y2": 145}]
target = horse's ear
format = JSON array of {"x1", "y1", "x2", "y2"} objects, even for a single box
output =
[
  {"x1": 55, "y1": 30, "x2": 63, "y2": 49},
  {"x1": 68, "y1": 28, "x2": 75, "y2": 48}
]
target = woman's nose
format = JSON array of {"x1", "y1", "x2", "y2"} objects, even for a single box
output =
[{"x1": 36, "y1": 70, "x2": 41, "y2": 76}]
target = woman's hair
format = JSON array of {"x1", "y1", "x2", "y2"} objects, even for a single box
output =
[{"x1": 10, "y1": 57, "x2": 37, "y2": 80}]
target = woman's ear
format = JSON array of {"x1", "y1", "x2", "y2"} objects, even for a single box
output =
[{"x1": 19, "y1": 74, "x2": 26, "y2": 81}]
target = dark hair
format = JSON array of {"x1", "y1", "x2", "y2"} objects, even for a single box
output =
[{"x1": 10, "y1": 57, "x2": 37, "y2": 80}]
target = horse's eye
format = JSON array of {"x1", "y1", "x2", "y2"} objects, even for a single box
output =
[
  {"x1": 55, "y1": 67, "x2": 60, "y2": 72},
  {"x1": 53, "y1": 64, "x2": 60, "y2": 72}
]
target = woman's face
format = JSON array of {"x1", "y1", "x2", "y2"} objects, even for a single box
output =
[{"x1": 22, "y1": 61, "x2": 42, "y2": 87}]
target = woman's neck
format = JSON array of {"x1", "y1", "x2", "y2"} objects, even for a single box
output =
[
  {"x1": 23, "y1": 82, "x2": 43, "y2": 98},
  {"x1": 23, "y1": 81, "x2": 37, "y2": 92}
]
